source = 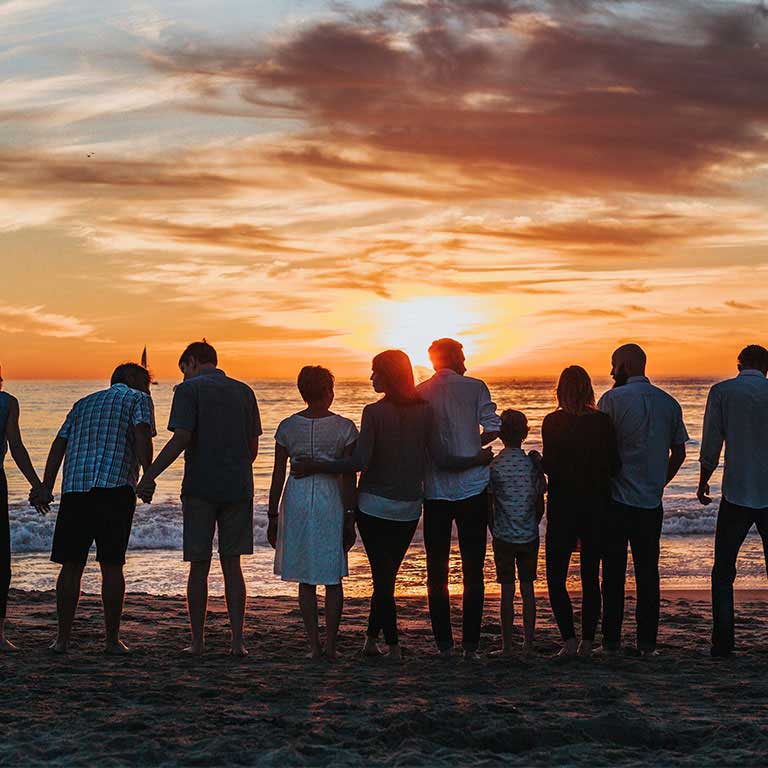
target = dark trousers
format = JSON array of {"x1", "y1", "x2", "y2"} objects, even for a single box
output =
[
  {"x1": 423, "y1": 491, "x2": 488, "y2": 652},
  {"x1": 356, "y1": 510, "x2": 418, "y2": 646},
  {"x1": 0, "y1": 469, "x2": 10, "y2": 620},
  {"x1": 546, "y1": 514, "x2": 601, "y2": 643},
  {"x1": 712, "y1": 498, "x2": 768, "y2": 654},
  {"x1": 601, "y1": 501, "x2": 664, "y2": 651}
]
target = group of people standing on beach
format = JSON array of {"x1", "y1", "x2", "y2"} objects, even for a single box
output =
[{"x1": 1, "y1": 339, "x2": 766, "y2": 661}]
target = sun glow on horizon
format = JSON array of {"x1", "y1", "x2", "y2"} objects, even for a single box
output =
[{"x1": 373, "y1": 296, "x2": 483, "y2": 369}]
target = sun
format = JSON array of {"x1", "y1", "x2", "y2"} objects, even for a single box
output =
[{"x1": 373, "y1": 295, "x2": 482, "y2": 370}]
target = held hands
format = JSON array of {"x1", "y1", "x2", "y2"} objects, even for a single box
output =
[
  {"x1": 136, "y1": 474, "x2": 156, "y2": 503},
  {"x1": 29, "y1": 483, "x2": 53, "y2": 514},
  {"x1": 475, "y1": 447, "x2": 495, "y2": 467},
  {"x1": 697, "y1": 482, "x2": 712, "y2": 506}
]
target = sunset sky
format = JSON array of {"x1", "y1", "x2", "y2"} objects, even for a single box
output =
[{"x1": 1, "y1": 0, "x2": 766, "y2": 380}]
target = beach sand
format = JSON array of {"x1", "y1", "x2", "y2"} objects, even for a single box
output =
[{"x1": 2, "y1": 588, "x2": 768, "y2": 766}]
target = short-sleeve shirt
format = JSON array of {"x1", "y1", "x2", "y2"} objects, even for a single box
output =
[
  {"x1": 489, "y1": 448, "x2": 544, "y2": 544},
  {"x1": 58, "y1": 383, "x2": 156, "y2": 493},
  {"x1": 168, "y1": 369, "x2": 262, "y2": 503},
  {"x1": 598, "y1": 376, "x2": 689, "y2": 509}
]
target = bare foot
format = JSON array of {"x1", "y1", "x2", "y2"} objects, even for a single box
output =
[
  {"x1": 229, "y1": 642, "x2": 249, "y2": 658},
  {"x1": 49, "y1": 639, "x2": 68, "y2": 654},
  {"x1": 521, "y1": 642, "x2": 534, "y2": 657},
  {"x1": 463, "y1": 650, "x2": 481, "y2": 661},
  {"x1": 577, "y1": 640, "x2": 593, "y2": 658},
  {"x1": 385, "y1": 644, "x2": 403, "y2": 662},
  {"x1": 0, "y1": 637, "x2": 19, "y2": 653},
  {"x1": 489, "y1": 648, "x2": 515, "y2": 658},
  {"x1": 305, "y1": 649, "x2": 324, "y2": 661},
  {"x1": 553, "y1": 646, "x2": 578, "y2": 662},
  {"x1": 437, "y1": 647, "x2": 453, "y2": 660},
  {"x1": 183, "y1": 642, "x2": 205, "y2": 656},
  {"x1": 105, "y1": 640, "x2": 131, "y2": 656},
  {"x1": 362, "y1": 638, "x2": 384, "y2": 657}
]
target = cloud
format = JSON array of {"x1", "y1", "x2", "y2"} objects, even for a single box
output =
[
  {"x1": 149, "y1": 0, "x2": 768, "y2": 196},
  {"x1": 0, "y1": 303, "x2": 96, "y2": 339},
  {"x1": 725, "y1": 299, "x2": 762, "y2": 310}
]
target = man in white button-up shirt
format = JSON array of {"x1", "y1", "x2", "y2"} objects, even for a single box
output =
[
  {"x1": 418, "y1": 338, "x2": 500, "y2": 659},
  {"x1": 597, "y1": 344, "x2": 688, "y2": 656},
  {"x1": 698, "y1": 344, "x2": 768, "y2": 658}
]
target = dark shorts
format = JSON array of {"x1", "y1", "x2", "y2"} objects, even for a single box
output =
[
  {"x1": 493, "y1": 537, "x2": 539, "y2": 584},
  {"x1": 182, "y1": 495, "x2": 254, "y2": 562},
  {"x1": 51, "y1": 486, "x2": 136, "y2": 566}
]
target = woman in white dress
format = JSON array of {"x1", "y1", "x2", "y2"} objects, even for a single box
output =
[{"x1": 267, "y1": 366, "x2": 358, "y2": 660}]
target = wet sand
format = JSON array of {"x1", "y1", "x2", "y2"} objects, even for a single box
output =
[{"x1": 2, "y1": 588, "x2": 768, "y2": 766}]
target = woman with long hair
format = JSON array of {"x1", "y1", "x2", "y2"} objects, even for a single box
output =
[
  {"x1": 542, "y1": 365, "x2": 620, "y2": 658},
  {"x1": 294, "y1": 350, "x2": 488, "y2": 660}
]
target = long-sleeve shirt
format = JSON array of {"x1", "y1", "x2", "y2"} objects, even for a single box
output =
[
  {"x1": 597, "y1": 376, "x2": 689, "y2": 510},
  {"x1": 699, "y1": 369, "x2": 768, "y2": 509},
  {"x1": 322, "y1": 398, "x2": 432, "y2": 502},
  {"x1": 541, "y1": 408, "x2": 620, "y2": 521},
  {"x1": 417, "y1": 369, "x2": 501, "y2": 501}
]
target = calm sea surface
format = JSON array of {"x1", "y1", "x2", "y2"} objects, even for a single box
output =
[{"x1": 4, "y1": 377, "x2": 766, "y2": 595}]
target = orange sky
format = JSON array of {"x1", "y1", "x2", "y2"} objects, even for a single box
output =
[{"x1": 1, "y1": 0, "x2": 766, "y2": 381}]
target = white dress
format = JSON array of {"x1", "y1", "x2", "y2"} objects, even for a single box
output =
[{"x1": 273, "y1": 413, "x2": 359, "y2": 585}]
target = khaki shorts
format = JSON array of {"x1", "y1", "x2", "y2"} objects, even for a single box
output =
[{"x1": 182, "y1": 496, "x2": 254, "y2": 562}]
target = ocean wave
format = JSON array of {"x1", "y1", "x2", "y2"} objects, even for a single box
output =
[
  {"x1": 7, "y1": 496, "x2": 734, "y2": 554},
  {"x1": 9, "y1": 498, "x2": 270, "y2": 554}
]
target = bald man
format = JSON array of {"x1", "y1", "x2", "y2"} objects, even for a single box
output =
[{"x1": 597, "y1": 344, "x2": 688, "y2": 656}]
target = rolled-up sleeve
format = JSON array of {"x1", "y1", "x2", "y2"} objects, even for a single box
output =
[
  {"x1": 699, "y1": 386, "x2": 723, "y2": 470},
  {"x1": 132, "y1": 393, "x2": 156, "y2": 436},
  {"x1": 478, "y1": 383, "x2": 501, "y2": 433}
]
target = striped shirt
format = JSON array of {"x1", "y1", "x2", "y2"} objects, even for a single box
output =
[{"x1": 58, "y1": 383, "x2": 155, "y2": 494}]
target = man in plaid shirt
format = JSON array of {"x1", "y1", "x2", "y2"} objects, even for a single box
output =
[{"x1": 42, "y1": 363, "x2": 155, "y2": 654}]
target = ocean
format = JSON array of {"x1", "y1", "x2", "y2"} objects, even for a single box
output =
[{"x1": 4, "y1": 377, "x2": 766, "y2": 596}]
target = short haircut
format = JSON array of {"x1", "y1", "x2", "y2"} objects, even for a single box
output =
[
  {"x1": 613, "y1": 343, "x2": 647, "y2": 370},
  {"x1": 738, "y1": 344, "x2": 768, "y2": 373},
  {"x1": 178, "y1": 340, "x2": 217, "y2": 368},
  {"x1": 499, "y1": 409, "x2": 528, "y2": 443},
  {"x1": 428, "y1": 338, "x2": 463, "y2": 363},
  {"x1": 111, "y1": 362, "x2": 150, "y2": 390},
  {"x1": 297, "y1": 366, "x2": 335, "y2": 403}
]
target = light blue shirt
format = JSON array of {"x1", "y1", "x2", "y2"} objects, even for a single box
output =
[
  {"x1": 418, "y1": 369, "x2": 501, "y2": 501},
  {"x1": 598, "y1": 376, "x2": 689, "y2": 510},
  {"x1": 700, "y1": 369, "x2": 768, "y2": 509}
]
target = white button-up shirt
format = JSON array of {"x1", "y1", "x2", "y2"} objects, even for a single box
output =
[
  {"x1": 598, "y1": 376, "x2": 689, "y2": 510},
  {"x1": 700, "y1": 369, "x2": 768, "y2": 509},
  {"x1": 418, "y1": 369, "x2": 501, "y2": 501}
]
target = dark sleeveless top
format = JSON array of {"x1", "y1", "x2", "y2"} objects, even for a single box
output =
[{"x1": 0, "y1": 391, "x2": 10, "y2": 467}]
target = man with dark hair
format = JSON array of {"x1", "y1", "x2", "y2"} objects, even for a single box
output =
[
  {"x1": 137, "y1": 340, "x2": 262, "y2": 657},
  {"x1": 418, "y1": 338, "x2": 499, "y2": 659},
  {"x1": 699, "y1": 344, "x2": 768, "y2": 658},
  {"x1": 598, "y1": 344, "x2": 688, "y2": 656},
  {"x1": 41, "y1": 363, "x2": 155, "y2": 654}
]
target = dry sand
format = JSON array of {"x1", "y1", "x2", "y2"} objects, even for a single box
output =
[{"x1": 2, "y1": 588, "x2": 768, "y2": 766}]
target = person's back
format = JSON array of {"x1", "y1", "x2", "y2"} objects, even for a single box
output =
[
  {"x1": 598, "y1": 377, "x2": 687, "y2": 509},
  {"x1": 60, "y1": 384, "x2": 155, "y2": 492},
  {"x1": 358, "y1": 398, "x2": 431, "y2": 502},
  {"x1": 490, "y1": 448, "x2": 541, "y2": 545},
  {"x1": 701, "y1": 370, "x2": 768, "y2": 508},
  {"x1": 418, "y1": 370, "x2": 498, "y2": 501},
  {"x1": 541, "y1": 408, "x2": 618, "y2": 511},
  {"x1": 170, "y1": 370, "x2": 260, "y2": 503}
]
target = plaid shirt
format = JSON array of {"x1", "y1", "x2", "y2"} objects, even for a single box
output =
[{"x1": 58, "y1": 383, "x2": 156, "y2": 494}]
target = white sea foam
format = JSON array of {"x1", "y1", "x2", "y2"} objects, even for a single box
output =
[{"x1": 10, "y1": 499, "x2": 271, "y2": 553}]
